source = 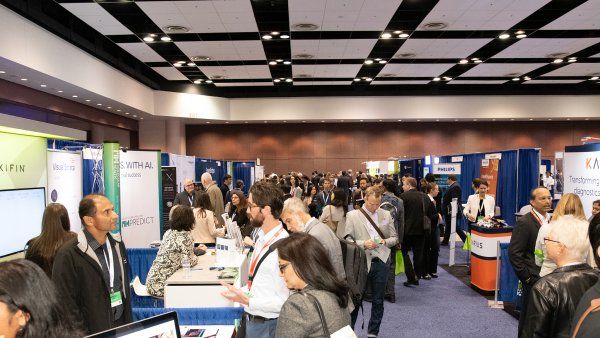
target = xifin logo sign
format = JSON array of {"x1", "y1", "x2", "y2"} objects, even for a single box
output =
[{"x1": 585, "y1": 157, "x2": 599, "y2": 170}]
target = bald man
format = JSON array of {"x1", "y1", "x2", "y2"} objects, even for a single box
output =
[
  {"x1": 202, "y1": 172, "x2": 225, "y2": 226},
  {"x1": 173, "y1": 178, "x2": 196, "y2": 207}
]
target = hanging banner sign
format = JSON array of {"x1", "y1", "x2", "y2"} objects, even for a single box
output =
[
  {"x1": 485, "y1": 153, "x2": 502, "y2": 160},
  {"x1": 103, "y1": 142, "x2": 120, "y2": 234},
  {"x1": 433, "y1": 163, "x2": 462, "y2": 175},
  {"x1": 0, "y1": 132, "x2": 47, "y2": 190},
  {"x1": 564, "y1": 143, "x2": 600, "y2": 220},
  {"x1": 120, "y1": 150, "x2": 161, "y2": 248},
  {"x1": 161, "y1": 166, "x2": 177, "y2": 237},
  {"x1": 47, "y1": 150, "x2": 83, "y2": 232},
  {"x1": 169, "y1": 154, "x2": 196, "y2": 192},
  {"x1": 480, "y1": 158, "x2": 500, "y2": 199},
  {"x1": 451, "y1": 156, "x2": 463, "y2": 163}
]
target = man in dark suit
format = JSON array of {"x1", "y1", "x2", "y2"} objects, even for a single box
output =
[
  {"x1": 336, "y1": 170, "x2": 352, "y2": 204},
  {"x1": 220, "y1": 174, "x2": 232, "y2": 204},
  {"x1": 173, "y1": 178, "x2": 196, "y2": 207},
  {"x1": 441, "y1": 174, "x2": 464, "y2": 245},
  {"x1": 508, "y1": 187, "x2": 551, "y2": 337},
  {"x1": 400, "y1": 177, "x2": 434, "y2": 286}
]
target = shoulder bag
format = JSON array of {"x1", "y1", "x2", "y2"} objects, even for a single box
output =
[
  {"x1": 358, "y1": 208, "x2": 385, "y2": 239},
  {"x1": 303, "y1": 291, "x2": 357, "y2": 338}
]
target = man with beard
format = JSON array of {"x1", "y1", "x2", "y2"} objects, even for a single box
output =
[
  {"x1": 220, "y1": 182, "x2": 289, "y2": 338},
  {"x1": 352, "y1": 177, "x2": 369, "y2": 209}
]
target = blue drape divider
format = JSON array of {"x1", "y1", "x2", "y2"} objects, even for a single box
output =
[
  {"x1": 496, "y1": 150, "x2": 517, "y2": 225},
  {"x1": 233, "y1": 162, "x2": 254, "y2": 195},
  {"x1": 499, "y1": 243, "x2": 520, "y2": 304},
  {"x1": 126, "y1": 248, "x2": 164, "y2": 308},
  {"x1": 518, "y1": 149, "x2": 541, "y2": 211},
  {"x1": 195, "y1": 158, "x2": 226, "y2": 187},
  {"x1": 161, "y1": 153, "x2": 170, "y2": 167},
  {"x1": 133, "y1": 307, "x2": 244, "y2": 325}
]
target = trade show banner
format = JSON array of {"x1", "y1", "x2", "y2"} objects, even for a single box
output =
[
  {"x1": 169, "y1": 154, "x2": 196, "y2": 192},
  {"x1": 103, "y1": 142, "x2": 120, "y2": 234},
  {"x1": 47, "y1": 150, "x2": 83, "y2": 232},
  {"x1": 564, "y1": 143, "x2": 600, "y2": 220},
  {"x1": 161, "y1": 166, "x2": 176, "y2": 237},
  {"x1": 480, "y1": 158, "x2": 500, "y2": 199},
  {"x1": 120, "y1": 150, "x2": 161, "y2": 248},
  {"x1": 432, "y1": 163, "x2": 461, "y2": 196},
  {"x1": 0, "y1": 132, "x2": 47, "y2": 189}
]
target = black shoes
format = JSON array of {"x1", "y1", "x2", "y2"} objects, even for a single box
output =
[
  {"x1": 430, "y1": 273, "x2": 438, "y2": 278},
  {"x1": 384, "y1": 295, "x2": 396, "y2": 303},
  {"x1": 421, "y1": 274, "x2": 432, "y2": 280},
  {"x1": 403, "y1": 280, "x2": 419, "y2": 287},
  {"x1": 440, "y1": 241, "x2": 449, "y2": 246}
]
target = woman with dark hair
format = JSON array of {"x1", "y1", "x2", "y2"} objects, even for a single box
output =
[
  {"x1": 25, "y1": 203, "x2": 76, "y2": 277},
  {"x1": 228, "y1": 190, "x2": 252, "y2": 237},
  {"x1": 305, "y1": 185, "x2": 324, "y2": 218},
  {"x1": 275, "y1": 232, "x2": 352, "y2": 338},
  {"x1": 0, "y1": 259, "x2": 83, "y2": 338},
  {"x1": 288, "y1": 175, "x2": 303, "y2": 199},
  {"x1": 319, "y1": 188, "x2": 347, "y2": 237},
  {"x1": 192, "y1": 191, "x2": 225, "y2": 245},
  {"x1": 146, "y1": 206, "x2": 206, "y2": 297}
]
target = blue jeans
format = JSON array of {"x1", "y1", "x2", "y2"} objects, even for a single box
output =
[
  {"x1": 351, "y1": 258, "x2": 388, "y2": 335},
  {"x1": 246, "y1": 318, "x2": 278, "y2": 338}
]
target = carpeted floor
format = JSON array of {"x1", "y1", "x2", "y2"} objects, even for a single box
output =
[{"x1": 353, "y1": 241, "x2": 518, "y2": 337}]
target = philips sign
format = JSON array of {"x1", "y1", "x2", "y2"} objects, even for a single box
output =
[{"x1": 432, "y1": 164, "x2": 461, "y2": 175}]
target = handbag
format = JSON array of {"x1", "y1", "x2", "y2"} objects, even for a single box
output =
[
  {"x1": 304, "y1": 292, "x2": 357, "y2": 338},
  {"x1": 421, "y1": 195, "x2": 431, "y2": 232},
  {"x1": 571, "y1": 298, "x2": 600, "y2": 337},
  {"x1": 324, "y1": 205, "x2": 339, "y2": 232}
]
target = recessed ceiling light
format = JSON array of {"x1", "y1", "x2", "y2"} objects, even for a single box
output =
[
  {"x1": 162, "y1": 25, "x2": 190, "y2": 33},
  {"x1": 140, "y1": 117, "x2": 143, "y2": 120},
  {"x1": 416, "y1": 119, "x2": 420, "y2": 122},
  {"x1": 398, "y1": 33, "x2": 409, "y2": 38},
  {"x1": 205, "y1": 80, "x2": 213, "y2": 84},
  {"x1": 529, "y1": 118, "x2": 533, "y2": 121},
  {"x1": 498, "y1": 33, "x2": 510, "y2": 39},
  {"x1": 443, "y1": 76, "x2": 452, "y2": 81},
  {"x1": 269, "y1": 61, "x2": 277, "y2": 65},
  {"x1": 515, "y1": 30, "x2": 525, "y2": 35},
  {"x1": 285, "y1": 78, "x2": 292, "y2": 83},
  {"x1": 225, "y1": 121, "x2": 229, "y2": 124},
  {"x1": 194, "y1": 80, "x2": 202, "y2": 84},
  {"x1": 191, "y1": 56, "x2": 211, "y2": 61},
  {"x1": 125, "y1": 112, "x2": 129, "y2": 115},
  {"x1": 244, "y1": 121, "x2": 248, "y2": 123},
  {"x1": 436, "y1": 119, "x2": 440, "y2": 122},
  {"x1": 512, "y1": 77, "x2": 520, "y2": 81},
  {"x1": 143, "y1": 36, "x2": 154, "y2": 42},
  {"x1": 548, "y1": 118, "x2": 552, "y2": 121},
  {"x1": 433, "y1": 77, "x2": 441, "y2": 81},
  {"x1": 176, "y1": 61, "x2": 185, "y2": 64},
  {"x1": 72, "y1": 95, "x2": 78, "y2": 98},
  {"x1": 471, "y1": 57, "x2": 480, "y2": 61},
  {"x1": 174, "y1": 63, "x2": 182, "y2": 67},
  {"x1": 378, "y1": 119, "x2": 382, "y2": 122},
  {"x1": 302, "y1": 121, "x2": 306, "y2": 123},
  {"x1": 274, "y1": 79, "x2": 281, "y2": 82},
  {"x1": 133, "y1": 115, "x2": 137, "y2": 118},
  {"x1": 275, "y1": 59, "x2": 283, "y2": 62},
  {"x1": 393, "y1": 31, "x2": 402, "y2": 34},
  {"x1": 271, "y1": 31, "x2": 280, "y2": 36},
  {"x1": 161, "y1": 36, "x2": 172, "y2": 42},
  {"x1": 566, "y1": 118, "x2": 570, "y2": 121},
  {"x1": 187, "y1": 62, "x2": 196, "y2": 66},
  {"x1": 365, "y1": 78, "x2": 372, "y2": 81},
  {"x1": 553, "y1": 59, "x2": 563, "y2": 63},
  {"x1": 590, "y1": 76, "x2": 599, "y2": 80},
  {"x1": 397, "y1": 119, "x2": 402, "y2": 122},
  {"x1": 280, "y1": 35, "x2": 290, "y2": 39},
  {"x1": 264, "y1": 121, "x2": 268, "y2": 123},
  {"x1": 568, "y1": 58, "x2": 577, "y2": 63},
  {"x1": 283, "y1": 120, "x2": 287, "y2": 123},
  {"x1": 262, "y1": 35, "x2": 272, "y2": 40},
  {"x1": 283, "y1": 61, "x2": 291, "y2": 65},
  {"x1": 107, "y1": 107, "x2": 112, "y2": 109},
  {"x1": 57, "y1": 90, "x2": 63, "y2": 93},
  {"x1": 20, "y1": 78, "x2": 27, "y2": 81},
  {"x1": 150, "y1": 34, "x2": 157, "y2": 37},
  {"x1": 459, "y1": 59, "x2": 468, "y2": 64},
  {"x1": 378, "y1": 60, "x2": 387, "y2": 64},
  {"x1": 353, "y1": 78, "x2": 360, "y2": 82},
  {"x1": 380, "y1": 32, "x2": 392, "y2": 39},
  {"x1": 492, "y1": 118, "x2": 496, "y2": 121},
  {"x1": 359, "y1": 120, "x2": 363, "y2": 122},
  {"x1": 585, "y1": 118, "x2": 590, "y2": 120},
  {"x1": 474, "y1": 60, "x2": 483, "y2": 63},
  {"x1": 40, "y1": 84, "x2": 46, "y2": 87},
  {"x1": 364, "y1": 60, "x2": 374, "y2": 65},
  {"x1": 0, "y1": 71, "x2": 5, "y2": 74},
  {"x1": 117, "y1": 109, "x2": 121, "y2": 112},
  {"x1": 97, "y1": 103, "x2": 102, "y2": 106},
  {"x1": 516, "y1": 34, "x2": 527, "y2": 39},
  {"x1": 473, "y1": 119, "x2": 477, "y2": 121},
  {"x1": 85, "y1": 99, "x2": 91, "y2": 102},
  {"x1": 321, "y1": 120, "x2": 325, "y2": 122},
  {"x1": 375, "y1": 58, "x2": 382, "y2": 61}
]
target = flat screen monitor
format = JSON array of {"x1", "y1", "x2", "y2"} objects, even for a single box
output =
[
  {"x1": 0, "y1": 187, "x2": 45, "y2": 257},
  {"x1": 86, "y1": 312, "x2": 181, "y2": 338}
]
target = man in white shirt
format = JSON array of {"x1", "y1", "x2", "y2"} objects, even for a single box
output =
[{"x1": 221, "y1": 182, "x2": 289, "y2": 338}]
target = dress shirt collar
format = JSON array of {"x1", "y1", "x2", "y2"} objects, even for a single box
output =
[
  {"x1": 531, "y1": 207, "x2": 550, "y2": 225},
  {"x1": 362, "y1": 205, "x2": 377, "y2": 218},
  {"x1": 256, "y1": 222, "x2": 284, "y2": 244}
]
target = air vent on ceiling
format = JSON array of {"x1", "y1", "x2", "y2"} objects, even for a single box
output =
[
  {"x1": 211, "y1": 75, "x2": 226, "y2": 80},
  {"x1": 292, "y1": 23, "x2": 319, "y2": 31},
  {"x1": 379, "y1": 73, "x2": 397, "y2": 78},
  {"x1": 505, "y1": 73, "x2": 521, "y2": 77},
  {"x1": 422, "y1": 22, "x2": 447, "y2": 30},
  {"x1": 395, "y1": 53, "x2": 416, "y2": 58},
  {"x1": 296, "y1": 74, "x2": 312, "y2": 78},
  {"x1": 293, "y1": 53, "x2": 314, "y2": 59},
  {"x1": 546, "y1": 52, "x2": 569, "y2": 59},
  {"x1": 162, "y1": 25, "x2": 190, "y2": 33},
  {"x1": 191, "y1": 56, "x2": 211, "y2": 61}
]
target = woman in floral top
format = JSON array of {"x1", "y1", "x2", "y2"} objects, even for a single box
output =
[{"x1": 146, "y1": 206, "x2": 206, "y2": 297}]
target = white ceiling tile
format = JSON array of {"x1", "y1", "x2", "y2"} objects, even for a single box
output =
[
  {"x1": 492, "y1": 38, "x2": 600, "y2": 59},
  {"x1": 214, "y1": 82, "x2": 273, "y2": 87},
  {"x1": 152, "y1": 67, "x2": 188, "y2": 81},
  {"x1": 523, "y1": 80, "x2": 583, "y2": 84},
  {"x1": 289, "y1": 11, "x2": 325, "y2": 29},
  {"x1": 395, "y1": 39, "x2": 492, "y2": 59},
  {"x1": 291, "y1": 40, "x2": 320, "y2": 57},
  {"x1": 325, "y1": 0, "x2": 365, "y2": 12},
  {"x1": 417, "y1": 0, "x2": 550, "y2": 31},
  {"x1": 295, "y1": 81, "x2": 353, "y2": 85},
  {"x1": 371, "y1": 80, "x2": 431, "y2": 85},
  {"x1": 313, "y1": 64, "x2": 362, "y2": 78},
  {"x1": 199, "y1": 65, "x2": 271, "y2": 80},
  {"x1": 137, "y1": 1, "x2": 181, "y2": 14},
  {"x1": 212, "y1": 0, "x2": 255, "y2": 13},
  {"x1": 448, "y1": 80, "x2": 508, "y2": 84},
  {"x1": 292, "y1": 65, "x2": 316, "y2": 77},
  {"x1": 61, "y1": 3, "x2": 132, "y2": 35},
  {"x1": 460, "y1": 63, "x2": 546, "y2": 77},
  {"x1": 173, "y1": 1, "x2": 216, "y2": 15},
  {"x1": 592, "y1": 53, "x2": 600, "y2": 58},
  {"x1": 289, "y1": 0, "x2": 326, "y2": 12},
  {"x1": 379, "y1": 63, "x2": 456, "y2": 77},
  {"x1": 245, "y1": 65, "x2": 272, "y2": 78},
  {"x1": 218, "y1": 12, "x2": 258, "y2": 32},
  {"x1": 323, "y1": 11, "x2": 359, "y2": 23},
  {"x1": 321, "y1": 21, "x2": 357, "y2": 31},
  {"x1": 176, "y1": 41, "x2": 245, "y2": 61},
  {"x1": 117, "y1": 43, "x2": 165, "y2": 63},
  {"x1": 342, "y1": 39, "x2": 378, "y2": 59},
  {"x1": 362, "y1": 0, "x2": 403, "y2": 12},
  {"x1": 541, "y1": 63, "x2": 600, "y2": 77},
  {"x1": 232, "y1": 41, "x2": 267, "y2": 60},
  {"x1": 541, "y1": 1, "x2": 600, "y2": 30}
]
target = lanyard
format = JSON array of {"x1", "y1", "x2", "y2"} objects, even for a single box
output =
[
  {"x1": 531, "y1": 209, "x2": 546, "y2": 227},
  {"x1": 102, "y1": 241, "x2": 115, "y2": 290},
  {"x1": 188, "y1": 195, "x2": 193, "y2": 206},
  {"x1": 248, "y1": 227, "x2": 284, "y2": 288},
  {"x1": 478, "y1": 198, "x2": 485, "y2": 213}
]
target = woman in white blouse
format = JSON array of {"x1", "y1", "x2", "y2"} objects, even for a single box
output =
[{"x1": 463, "y1": 180, "x2": 495, "y2": 223}]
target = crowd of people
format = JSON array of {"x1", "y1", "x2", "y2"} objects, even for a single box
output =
[{"x1": 1, "y1": 169, "x2": 599, "y2": 338}]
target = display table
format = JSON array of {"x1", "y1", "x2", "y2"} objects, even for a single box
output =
[
  {"x1": 164, "y1": 250, "x2": 249, "y2": 308},
  {"x1": 180, "y1": 325, "x2": 235, "y2": 338},
  {"x1": 470, "y1": 225, "x2": 513, "y2": 291}
]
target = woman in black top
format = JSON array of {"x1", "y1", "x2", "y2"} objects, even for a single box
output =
[{"x1": 228, "y1": 190, "x2": 252, "y2": 237}]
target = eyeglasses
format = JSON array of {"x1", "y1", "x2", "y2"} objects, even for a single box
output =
[
  {"x1": 278, "y1": 262, "x2": 290, "y2": 273},
  {"x1": 185, "y1": 183, "x2": 194, "y2": 188},
  {"x1": 248, "y1": 203, "x2": 260, "y2": 210},
  {"x1": 543, "y1": 237, "x2": 561, "y2": 245}
]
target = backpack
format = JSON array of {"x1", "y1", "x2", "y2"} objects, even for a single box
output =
[
  {"x1": 339, "y1": 234, "x2": 368, "y2": 306},
  {"x1": 379, "y1": 200, "x2": 398, "y2": 224}
]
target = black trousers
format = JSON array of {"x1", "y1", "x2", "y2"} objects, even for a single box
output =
[
  {"x1": 518, "y1": 282, "x2": 532, "y2": 338},
  {"x1": 424, "y1": 223, "x2": 440, "y2": 274},
  {"x1": 385, "y1": 248, "x2": 397, "y2": 298},
  {"x1": 443, "y1": 214, "x2": 466, "y2": 243},
  {"x1": 401, "y1": 235, "x2": 425, "y2": 281}
]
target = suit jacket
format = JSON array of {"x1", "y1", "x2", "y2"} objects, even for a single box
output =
[
  {"x1": 343, "y1": 207, "x2": 398, "y2": 271},
  {"x1": 220, "y1": 184, "x2": 229, "y2": 204},
  {"x1": 508, "y1": 212, "x2": 542, "y2": 284},
  {"x1": 337, "y1": 175, "x2": 352, "y2": 193},
  {"x1": 442, "y1": 182, "x2": 462, "y2": 217},
  {"x1": 400, "y1": 189, "x2": 434, "y2": 236},
  {"x1": 173, "y1": 190, "x2": 195, "y2": 207},
  {"x1": 206, "y1": 184, "x2": 225, "y2": 226},
  {"x1": 304, "y1": 218, "x2": 346, "y2": 280}
]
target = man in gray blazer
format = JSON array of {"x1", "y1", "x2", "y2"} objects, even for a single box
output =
[
  {"x1": 344, "y1": 186, "x2": 398, "y2": 338},
  {"x1": 281, "y1": 197, "x2": 345, "y2": 280}
]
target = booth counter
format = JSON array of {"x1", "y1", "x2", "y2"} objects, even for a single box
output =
[{"x1": 470, "y1": 225, "x2": 513, "y2": 292}]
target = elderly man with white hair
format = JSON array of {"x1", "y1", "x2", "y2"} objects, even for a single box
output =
[
  {"x1": 281, "y1": 197, "x2": 345, "y2": 280},
  {"x1": 522, "y1": 215, "x2": 600, "y2": 338},
  {"x1": 201, "y1": 172, "x2": 224, "y2": 226}
]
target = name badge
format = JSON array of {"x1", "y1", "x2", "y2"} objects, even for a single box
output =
[
  {"x1": 110, "y1": 291, "x2": 123, "y2": 307},
  {"x1": 477, "y1": 216, "x2": 484, "y2": 222}
]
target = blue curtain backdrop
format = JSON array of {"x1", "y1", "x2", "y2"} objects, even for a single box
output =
[
  {"x1": 518, "y1": 149, "x2": 541, "y2": 210},
  {"x1": 233, "y1": 162, "x2": 254, "y2": 195},
  {"x1": 195, "y1": 158, "x2": 226, "y2": 187},
  {"x1": 160, "y1": 153, "x2": 170, "y2": 167}
]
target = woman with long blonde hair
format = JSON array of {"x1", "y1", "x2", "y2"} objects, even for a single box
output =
[{"x1": 535, "y1": 193, "x2": 594, "y2": 276}]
